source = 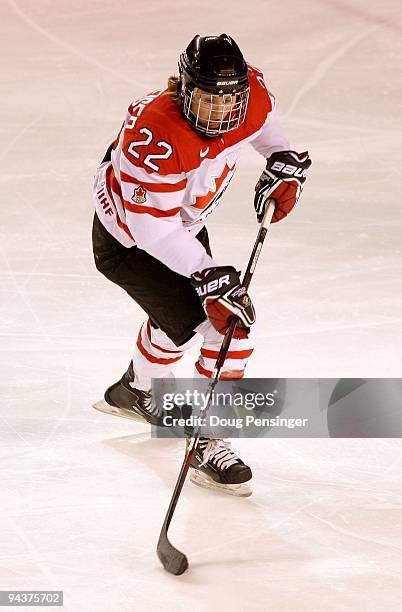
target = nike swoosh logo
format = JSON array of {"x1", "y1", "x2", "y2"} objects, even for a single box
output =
[{"x1": 200, "y1": 147, "x2": 209, "y2": 158}]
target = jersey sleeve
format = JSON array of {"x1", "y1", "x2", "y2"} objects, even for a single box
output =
[
  {"x1": 115, "y1": 121, "x2": 216, "y2": 277},
  {"x1": 247, "y1": 70, "x2": 290, "y2": 158}
]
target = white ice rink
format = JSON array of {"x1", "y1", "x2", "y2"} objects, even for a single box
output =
[{"x1": 1, "y1": 0, "x2": 402, "y2": 610}]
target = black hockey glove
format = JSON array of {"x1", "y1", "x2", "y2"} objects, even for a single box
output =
[
  {"x1": 191, "y1": 266, "x2": 255, "y2": 339},
  {"x1": 254, "y1": 150, "x2": 312, "y2": 223}
]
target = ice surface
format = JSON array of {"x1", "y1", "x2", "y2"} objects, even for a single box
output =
[{"x1": 1, "y1": 0, "x2": 402, "y2": 610}]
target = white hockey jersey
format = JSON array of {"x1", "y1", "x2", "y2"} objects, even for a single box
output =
[{"x1": 93, "y1": 65, "x2": 289, "y2": 278}]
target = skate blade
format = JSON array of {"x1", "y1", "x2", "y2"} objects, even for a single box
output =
[
  {"x1": 190, "y1": 469, "x2": 252, "y2": 497},
  {"x1": 93, "y1": 400, "x2": 148, "y2": 424}
]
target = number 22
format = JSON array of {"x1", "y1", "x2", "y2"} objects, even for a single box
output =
[{"x1": 128, "y1": 127, "x2": 172, "y2": 172}]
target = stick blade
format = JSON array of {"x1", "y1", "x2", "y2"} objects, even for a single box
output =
[{"x1": 157, "y1": 531, "x2": 188, "y2": 575}]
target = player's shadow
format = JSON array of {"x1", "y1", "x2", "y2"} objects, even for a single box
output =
[
  {"x1": 102, "y1": 431, "x2": 310, "y2": 576},
  {"x1": 188, "y1": 544, "x2": 310, "y2": 571},
  {"x1": 101, "y1": 429, "x2": 187, "y2": 489},
  {"x1": 155, "y1": 531, "x2": 310, "y2": 584}
]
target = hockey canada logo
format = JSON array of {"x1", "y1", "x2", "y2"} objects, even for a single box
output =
[{"x1": 132, "y1": 186, "x2": 147, "y2": 204}]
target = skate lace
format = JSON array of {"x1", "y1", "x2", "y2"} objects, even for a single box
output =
[
  {"x1": 140, "y1": 392, "x2": 152, "y2": 409},
  {"x1": 128, "y1": 383, "x2": 159, "y2": 415},
  {"x1": 200, "y1": 439, "x2": 239, "y2": 471}
]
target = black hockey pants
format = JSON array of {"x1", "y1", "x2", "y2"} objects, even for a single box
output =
[{"x1": 92, "y1": 213, "x2": 211, "y2": 346}]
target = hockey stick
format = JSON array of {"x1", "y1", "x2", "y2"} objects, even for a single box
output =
[{"x1": 156, "y1": 199, "x2": 276, "y2": 575}]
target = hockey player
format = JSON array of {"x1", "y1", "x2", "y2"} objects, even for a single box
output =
[{"x1": 92, "y1": 34, "x2": 311, "y2": 495}]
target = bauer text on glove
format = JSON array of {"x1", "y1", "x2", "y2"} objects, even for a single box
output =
[
  {"x1": 254, "y1": 150, "x2": 312, "y2": 223},
  {"x1": 191, "y1": 266, "x2": 255, "y2": 339}
]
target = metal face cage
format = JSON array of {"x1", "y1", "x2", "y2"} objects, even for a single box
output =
[{"x1": 181, "y1": 83, "x2": 249, "y2": 136}]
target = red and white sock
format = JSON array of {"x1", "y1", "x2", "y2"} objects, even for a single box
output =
[{"x1": 194, "y1": 320, "x2": 254, "y2": 379}]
